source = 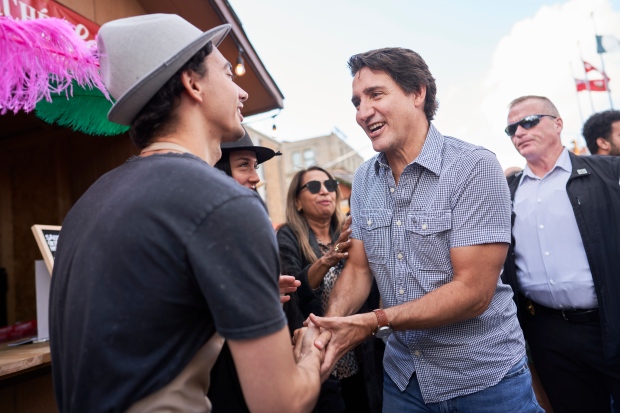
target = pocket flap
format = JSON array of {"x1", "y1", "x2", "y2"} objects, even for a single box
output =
[
  {"x1": 407, "y1": 210, "x2": 452, "y2": 235},
  {"x1": 360, "y1": 209, "x2": 392, "y2": 229}
]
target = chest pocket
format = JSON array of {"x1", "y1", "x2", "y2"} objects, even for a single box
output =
[
  {"x1": 360, "y1": 209, "x2": 392, "y2": 264},
  {"x1": 406, "y1": 210, "x2": 453, "y2": 271}
]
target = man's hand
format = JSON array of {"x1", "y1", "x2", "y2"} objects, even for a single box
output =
[
  {"x1": 308, "y1": 312, "x2": 375, "y2": 377},
  {"x1": 292, "y1": 321, "x2": 332, "y2": 382},
  {"x1": 278, "y1": 275, "x2": 301, "y2": 304}
]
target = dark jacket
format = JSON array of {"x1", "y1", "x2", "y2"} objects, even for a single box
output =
[
  {"x1": 502, "y1": 152, "x2": 620, "y2": 362},
  {"x1": 277, "y1": 222, "x2": 339, "y2": 318},
  {"x1": 277, "y1": 223, "x2": 384, "y2": 413}
]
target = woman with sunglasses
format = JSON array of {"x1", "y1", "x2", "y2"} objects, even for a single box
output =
[{"x1": 278, "y1": 166, "x2": 383, "y2": 413}]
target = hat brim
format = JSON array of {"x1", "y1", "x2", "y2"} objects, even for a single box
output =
[
  {"x1": 108, "y1": 24, "x2": 231, "y2": 125},
  {"x1": 221, "y1": 146, "x2": 281, "y2": 164}
]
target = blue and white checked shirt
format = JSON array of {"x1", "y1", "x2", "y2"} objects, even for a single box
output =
[{"x1": 350, "y1": 124, "x2": 525, "y2": 403}]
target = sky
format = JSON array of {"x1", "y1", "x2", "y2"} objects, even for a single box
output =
[{"x1": 229, "y1": 0, "x2": 620, "y2": 169}]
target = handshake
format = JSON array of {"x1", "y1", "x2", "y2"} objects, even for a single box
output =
[{"x1": 292, "y1": 312, "x2": 377, "y2": 382}]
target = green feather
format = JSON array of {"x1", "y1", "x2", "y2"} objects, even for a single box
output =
[{"x1": 35, "y1": 82, "x2": 129, "y2": 136}]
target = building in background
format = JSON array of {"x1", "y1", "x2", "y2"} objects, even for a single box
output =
[
  {"x1": 281, "y1": 130, "x2": 363, "y2": 217},
  {"x1": 245, "y1": 127, "x2": 286, "y2": 225}
]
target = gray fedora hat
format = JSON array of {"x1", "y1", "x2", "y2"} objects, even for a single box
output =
[
  {"x1": 221, "y1": 130, "x2": 281, "y2": 164},
  {"x1": 97, "y1": 14, "x2": 231, "y2": 125}
]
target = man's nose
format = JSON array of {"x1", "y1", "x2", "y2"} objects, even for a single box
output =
[
  {"x1": 357, "y1": 100, "x2": 374, "y2": 124},
  {"x1": 238, "y1": 85, "x2": 248, "y2": 102},
  {"x1": 514, "y1": 124, "x2": 527, "y2": 138}
]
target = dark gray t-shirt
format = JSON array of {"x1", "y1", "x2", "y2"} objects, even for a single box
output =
[{"x1": 49, "y1": 153, "x2": 285, "y2": 413}]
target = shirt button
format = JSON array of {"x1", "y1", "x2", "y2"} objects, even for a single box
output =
[
  {"x1": 390, "y1": 187, "x2": 395, "y2": 193},
  {"x1": 539, "y1": 224, "x2": 544, "y2": 229},
  {"x1": 396, "y1": 220, "x2": 402, "y2": 226},
  {"x1": 537, "y1": 198, "x2": 542, "y2": 203},
  {"x1": 397, "y1": 253, "x2": 403, "y2": 259},
  {"x1": 414, "y1": 350, "x2": 421, "y2": 356},
  {"x1": 399, "y1": 288, "x2": 404, "y2": 295},
  {"x1": 421, "y1": 224, "x2": 428, "y2": 230},
  {"x1": 367, "y1": 219, "x2": 372, "y2": 226},
  {"x1": 550, "y1": 279, "x2": 555, "y2": 285},
  {"x1": 544, "y1": 251, "x2": 550, "y2": 256}
]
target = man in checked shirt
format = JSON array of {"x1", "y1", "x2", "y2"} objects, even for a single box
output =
[{"x1": 309, "y1": 48, "x2": 543, "y2": 412}]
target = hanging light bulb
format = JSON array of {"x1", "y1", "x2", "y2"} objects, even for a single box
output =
[{"x1": 235, "y1": 48, "x2": 246, "y2": 77}]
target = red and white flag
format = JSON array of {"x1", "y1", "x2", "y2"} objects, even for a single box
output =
[
  {"x1": 583, "y1": 60, "x2": 598, "y2": 73},
  {"x1": 588, "y1": 79, "x2": 609, "y2": 91},
  {"x1": 576, "y1": 78, "x2": 609, "y2": 92}
]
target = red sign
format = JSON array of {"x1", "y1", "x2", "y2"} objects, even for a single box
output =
[
  {"x1": 0, "y1": 320, "x2": 37, "y2": 343},
  {"x1": 0, "y1": 0, "x2": 99, "y2": 40}
]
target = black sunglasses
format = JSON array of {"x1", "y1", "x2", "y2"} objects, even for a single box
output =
[
  {"x1": 504, "y1": 114, "x2": 557, "y2": 137},
  {"x1": 297, "y1": 179, "x2": 338, "y2": 194}
]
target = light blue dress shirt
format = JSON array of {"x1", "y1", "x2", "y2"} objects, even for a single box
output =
[{"x1": 513, "y1": 148, "x2": 598, "y2": 310}]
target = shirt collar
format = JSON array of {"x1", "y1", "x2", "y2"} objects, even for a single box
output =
[
  {"x1": 373, "y1": 123, "x2": 444, "y2": 175},
  {"x1": 519, "y1": 147, "x2": 571, "y2": 185}
]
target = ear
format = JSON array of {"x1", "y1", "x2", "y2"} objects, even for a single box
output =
[
  {"x1": 596, "y1": 137, "x2": 611, "y2": 154},
  {"x1": 413, "y1": 86, "x2": 427, "y2": 108},
  {"x1": 180, "y1": 70, "x2": 204, "y2": 103},
  {"x1": 554, "y1": 116, "x2": 563, "y2": 133},
  {"x1": 295, "y1": 200, "x2": 302, "y2": 212}
]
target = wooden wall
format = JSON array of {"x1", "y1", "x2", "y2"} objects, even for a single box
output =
[
  {"x1": 1, "y1": 0, "x2": 145, "y2": 324},
  {"x1": 0, "y1": 366, "x2": 57, "y2": 413},
  {"x1": 57, "y1": 0, "x2": 146, "y2": 24},
  {"x1": 0, "y1": 113, "x2": 137, "y2": 324}
]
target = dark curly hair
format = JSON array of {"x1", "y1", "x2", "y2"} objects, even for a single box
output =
[
  {"x1": 347, "y1": 47, "x2": 438, "y2": 121},
  {"x1": 129, "y1": 42, "x2": 214, "y2": 149},
  {"x1": 582, "y1": 110, "x2": 620, "y2": 154}
]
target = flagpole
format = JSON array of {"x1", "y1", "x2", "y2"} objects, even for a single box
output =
[
  {"x1": 578, "y1": 42, "x2": 596, "y2": 113},
  {"x1": 592, "y1": 12, "x2": 614, "y2": 109},
  {"x1": 569, "y1": 61, "x2": 585, "y2": 124}
]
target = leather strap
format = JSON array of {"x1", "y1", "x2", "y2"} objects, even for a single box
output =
[
  {"x1": 519, "y1": 294, "x2": 599, "y2": 323},
  {"x1": 373, "y1": 309, "x2": 389, "y2": 329}
]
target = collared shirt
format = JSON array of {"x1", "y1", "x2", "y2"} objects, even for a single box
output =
[
  {"x1": 350, "y1": 124, "x2": 524, "y2": 403},
  {"x1": 513, "y1": 148, "x2": 597, "y2": 309}
]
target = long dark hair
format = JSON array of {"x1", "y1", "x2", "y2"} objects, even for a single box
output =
[
  {"x1": 214, "y1": 152, "x2": 232, "y2": 176},
  {"x1": 129, "y1": 42, "x2": 214, "y2": 149}
]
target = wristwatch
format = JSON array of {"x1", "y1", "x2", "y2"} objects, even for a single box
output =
[{"x1": 372, "y1": 309, "x2": 392, "y2": 339}]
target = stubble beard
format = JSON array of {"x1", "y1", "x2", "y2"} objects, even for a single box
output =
[{"x1": 608, "y1": 141, "x2": 620, "y2": 157}]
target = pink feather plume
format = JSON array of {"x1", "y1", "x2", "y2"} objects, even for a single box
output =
[{"x1": 0, "y1": 17, "x2": 109, "y2": 115}]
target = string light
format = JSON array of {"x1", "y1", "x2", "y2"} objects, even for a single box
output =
[{"x1": 235, "y1": 48, "x2": 246, "y2": 77}]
